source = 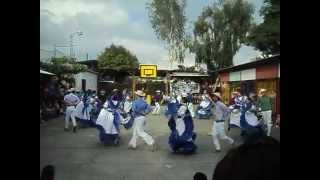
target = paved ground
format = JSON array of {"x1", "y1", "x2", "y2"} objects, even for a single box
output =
[{"x1": 40, "y1": 106, "x2": 280, "y2": 180}]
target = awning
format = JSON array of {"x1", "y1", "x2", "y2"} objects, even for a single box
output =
[{"x1": 40, "y1": 69, "x2": 55, "y2": 75}]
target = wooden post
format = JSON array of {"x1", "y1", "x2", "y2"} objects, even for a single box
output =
[{"x1": 132, "y1": 76, "x2": 136, "y2": 99}]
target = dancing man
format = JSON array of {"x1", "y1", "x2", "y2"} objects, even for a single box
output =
[
  {"x1": 128, "y1": 90, "x2": 157, "y2": 151},
  {"x1": 63, "y1": 88, "x2": 80, "y2": 133},
  {"x1": 211, "y1": 92, "x2": 234, "y2": 152}
]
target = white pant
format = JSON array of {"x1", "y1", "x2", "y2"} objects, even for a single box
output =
[
  {"x1": 128, "y1": 116, "x2": 154, "y2": 148},
  {"x1": 261, "y1": 110, "x2": 272, "y2": 136},
  {"x1": 152, "y1": 102, "x2": 160, "y2": 114},
  {"x1": 188, "y1": 103, "x2": 195, "y2": 118},
  {"x1": 212, "y1": 121, "x2": 234, "y2": 150},
  {"x1": 65, "y1": 106, "x2": 77, "y2": 129}
]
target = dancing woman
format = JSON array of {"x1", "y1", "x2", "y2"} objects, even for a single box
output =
[
  {"x1": 95, "y1": 93, "x2": 122, "y2": 146},
  {"x1": 167, "y1": 93, "x2": 197, "y2": 154}
]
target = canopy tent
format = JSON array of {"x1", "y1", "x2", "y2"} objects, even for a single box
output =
[{"x1": 40, "y1": 69, "x2": 55, "y2": 76}]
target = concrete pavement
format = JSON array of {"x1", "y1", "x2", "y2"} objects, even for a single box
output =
[{"x1": 40, "y1": 107, "x2": 280, "y2": 180}]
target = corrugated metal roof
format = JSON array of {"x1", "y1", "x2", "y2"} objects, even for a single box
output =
[
  {"x1": 40, "y1": 69, "x2": 55, "y2": 75},
  {"x1": 217, "y1": 54, "x2": 280, "y2": 73},
  {"x1": 170, "y1": 72, "x2": 209, "y2": 77}
]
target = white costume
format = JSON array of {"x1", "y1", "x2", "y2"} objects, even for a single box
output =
[
  {"x1": 212, "y1": 99, "x2": 234, "y2": 151},
  {"x1": 64, "y1": 92, "x2": 80, "y2": 129},
  {"x1": 96, "y1": 100, "x2": 121, "y2": 135}
]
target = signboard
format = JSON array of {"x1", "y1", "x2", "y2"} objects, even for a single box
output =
[{"x1": 139, "y1": 64, "x2": 157, "y2": 78}]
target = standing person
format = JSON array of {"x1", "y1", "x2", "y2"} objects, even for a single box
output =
[
  {"x1": 167, "y1": 93, "x2": 197, "y2": 154},
  {"x1": 186, "y1": 92, "x2": 195, "y2": 118},
  {"x1": 128, "y1": 90, "x2": 157, "y2": 151},
  {"x1": 152, "y1": 90, "x2": 162, "y2": 115},
  {"x1": 211, "y1": 92, "x2": 234, "y2": 152},
  {"x1": 240, "y1": 93, "x2": 265, "y2": 144},
  {"x1": 257, "y1": 89, "x2": 273, "y2": 136},
  {"x1": 95, "y1": 92, "x2": 122, "y2": 146},
  {"x1": 63, "y1": 88, "x2": 80, "y2": 133}
]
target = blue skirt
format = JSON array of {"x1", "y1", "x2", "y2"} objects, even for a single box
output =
[
  {"x1": 169, "y1": 131, "x2": 197, "y2": 155},
  {"x1": 96, "y1": 125, "x2": 120, "y2": 146}
]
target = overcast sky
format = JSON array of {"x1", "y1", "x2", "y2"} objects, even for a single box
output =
[{"x1": 40, "y1": 0, "x2": 264, "y2": 69}]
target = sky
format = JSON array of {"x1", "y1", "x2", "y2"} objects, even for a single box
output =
[{"x1": 40, "y1": 0, "x2": 264, "y2": 69}]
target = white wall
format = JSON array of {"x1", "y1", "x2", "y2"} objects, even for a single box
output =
[
  {"x1": 74, "y1": 71, "x2": 97, "y2": 91},
  {"x1": 241, "y1": 68, "x2": 256, "y2": 80}
]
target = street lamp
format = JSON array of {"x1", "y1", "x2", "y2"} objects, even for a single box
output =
[{"x1": 70, "y1": 30, "x2": 84, "y2": 59}]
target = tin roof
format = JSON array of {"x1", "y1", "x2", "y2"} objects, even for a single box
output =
[{"x1": 217, "y1": 54, "x2": 280, "y2": 73}]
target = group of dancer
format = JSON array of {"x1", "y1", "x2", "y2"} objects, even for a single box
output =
[{"x1": 63, "y1": 87, "x2": 273, "y2": 154}]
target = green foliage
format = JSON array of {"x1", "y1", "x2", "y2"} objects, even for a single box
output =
[
  {"x1": 190, "y1": 0, "x2": 254, "y2": 73},
  {"x1": 40, "y1": 56, "x2": 87, "y2": 84},
  {"x1": 247, "y1": 0, "x2": 280, "y2": 56},
  {"x1": 97, "y1": 44, "x2": 139, "y2": 73},
  {"x1": 146, "y1": 0, "x2": 187, "y2": 64}
]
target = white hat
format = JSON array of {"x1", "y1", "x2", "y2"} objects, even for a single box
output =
[
  {"x1": 68, "y1": 88, "x2": 75, "y2": 92},
  {"x1": 249, "y1": 93, "x2": 256, "y2": 99},
  {"x1": 156, "y1": 90, "x2": 161, "y2": 93},
  {"x1": 213, "y1": 92, "x2": 222, "y2": 100},
  {"x1": 259, "y1": 88, "x2": 267, "y2": 94},
  {"x1": 232, "y1": 91, "x2": 240, "y2": 95},
  {"x1": 182, "y1": 92, "x2": 187, "y2": 97},
  {"x1": 135, "y1": 90, "x2": 146, "y2": 97}
]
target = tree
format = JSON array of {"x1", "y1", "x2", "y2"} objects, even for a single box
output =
[
  {"x1": 246, "y1": 0, "x2": 280, "y2": 56},
  {"x1": 146, "y1": 0, "x2": 187, "y2": 68},
  {"x1": 40, "y1": 56, "x2": 87, "y2": 84},
  {"x1": 190, "y1": 0, "x2": 254, "y2": 74},
  {"x1": 97, "y1": 44, "x2": 139, "y2": 76}
]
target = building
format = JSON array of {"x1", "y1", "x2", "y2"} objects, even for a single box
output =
[
  {"x1": 75, "y1": 60, "x2": 98, "y2": 91},
  {"x1": 217, "y1": 54, "x2": 280, "y2": 117}
]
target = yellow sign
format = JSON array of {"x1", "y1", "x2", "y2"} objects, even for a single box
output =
[{"x1": 139, "y1": 64, "x2": 157, "y2": 78}]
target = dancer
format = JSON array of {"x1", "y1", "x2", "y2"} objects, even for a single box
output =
[
  {"x1": 152, "y1": 90, "x2": 162, "y2": 115},
  {"x1": 186, "y1": 92, "x2": 195, "y2": 118},
  {"x1": 167, "y1": 93, "x2": 197, "y2": 154},
  {"x1": 240, "y1": 93, "x2": 265, "y2": 143},
  {"x1": 211, "y1": 92, "x2": 234, "y2": 152},
  {"x1": 196, "y1": 94, "x2": 213, "y2": 119},
  {"x1": 76, "y1": 92, "x2": 96, "y2": 128},
  {"x1": 228, "y1": 91, "x2": 243, "y2": 129},
  {"x1": 95, "y1": 91, "x2": 122, "y2": 146},
  {"x1": 128, "y1": 90, "x2": 157, "y2": 151},
  {"x1": 63, "y1": 88, "x2": 80, "y2": 133},
  {"x1": 120, "y1": 94, "x2": 134, "y2": 130}
]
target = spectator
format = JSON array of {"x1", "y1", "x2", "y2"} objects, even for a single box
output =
[
  {"x1": 212, "y1": 136, "x2": 280, "y2": 180},
  {"x1": 40, "y1": 165, "x2": 54, "y2": 180},
  {"x1": 194, "y1": 172, "x2": 207, "y2": 180}
]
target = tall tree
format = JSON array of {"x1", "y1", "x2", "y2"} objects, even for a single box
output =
[
  {"x1": 190, "y1": 0, "x2": 254, "y2": 74},
  {"x1": 97, "y1": 44, "x2": 139, "y2": 78},
  {"x1": 146, "y1": 0, "x2": 187, "y2": 68},
  {"x1": 247, "y1": 0, "x2": 280, "y2": 56}
]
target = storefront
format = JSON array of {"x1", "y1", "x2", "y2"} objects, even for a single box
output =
[{"x1": 217, "y1": 55, "x2": 280, "y2": 117}]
